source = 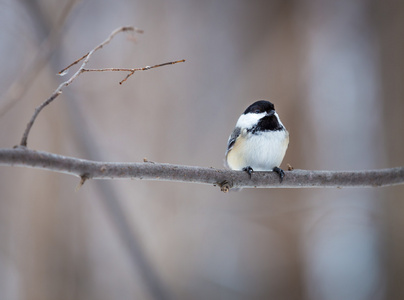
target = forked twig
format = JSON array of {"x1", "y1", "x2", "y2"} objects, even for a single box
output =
[
  {"x1": 58, "y1": 52, "x2": 90, "y2": 75},
  {"x1": 20, "y1": 26, "x2": 137, "y2": 147},
  {"x1": 82, "y1": 59, "x2": 186, "y2": 84},
  {"x1": 19, "y1": 26, "x2": 185, "y2": 147}
]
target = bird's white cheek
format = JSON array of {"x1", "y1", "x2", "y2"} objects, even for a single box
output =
[{"x1": 236, "y1": 113, "x2": 265, "y2": 129}]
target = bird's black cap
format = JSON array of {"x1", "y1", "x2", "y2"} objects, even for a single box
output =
[{"x1": 243, "y1": 100, "x2": 275, "y2": 115}]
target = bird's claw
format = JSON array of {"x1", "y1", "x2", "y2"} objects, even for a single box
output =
[
  {"x1": 243, "y1": 166, "x2": 254, "y2": 179},
  {"x1": 273, "y1": 167, "x2": 285, "y2": 183}
]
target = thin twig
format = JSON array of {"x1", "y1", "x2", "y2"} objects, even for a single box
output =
[
  {"x1": 58, "y1": 52, "x2": 89, "y2": 75},
  {"x1": 64, "y1": 26, "x2": 143, "y2": 74},
  {"x1": 19, "y1": 26, "x2": 184, "y2": 147},
  {"x1": 2, "y1": 148, "x2": 403, "y2": 192},
  {"x1": 20, "y1": 26, "x2": 137, "y2": 146},
  {"x1": 118, "y1": 59, "x2": 186, "y2": 84},
  {"x1": 58, "y1": 27, "x2": 144, "y2": 75},
  {"x1": 81, "y1": 59, "x2": 186, "y2": 84}
]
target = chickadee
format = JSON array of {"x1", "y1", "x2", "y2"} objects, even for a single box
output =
[{"x1": 225, "y1": 100, "x2": 289, "y2": 182}]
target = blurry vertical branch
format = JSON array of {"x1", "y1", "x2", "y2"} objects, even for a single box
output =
[
  {"x1": 0, "y1": 0, "x2": 80, "y2": 118},
  {"x1": 19, "y1": 26, "x2": 185, "y2": 147},
  {"x1": 11, "y1": 25, "x2": 185, "y2": 300}
]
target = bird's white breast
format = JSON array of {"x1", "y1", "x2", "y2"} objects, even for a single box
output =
[{"x1": 226, "y1": 129, "x2": 289, "y2": 171}]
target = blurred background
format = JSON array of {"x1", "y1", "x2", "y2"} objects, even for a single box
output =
[{"x1": 0, "y1": 0, "x2": 403, "y2": 299}]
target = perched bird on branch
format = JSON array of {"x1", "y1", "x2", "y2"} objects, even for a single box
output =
[{"x1": 225, "y1": 100, "x2": 289, "y2": 182}]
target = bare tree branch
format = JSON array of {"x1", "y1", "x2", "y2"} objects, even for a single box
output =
[
  {"x1": 19, "y1": 26, "x2": 185, "y2": 147},
  {"x1": 1, "y1": 148, "x2": 403, "y2": 192}
]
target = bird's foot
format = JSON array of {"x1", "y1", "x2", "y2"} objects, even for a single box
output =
[
  {"x1": 242, "y1": 166, "x2": 254, "y2": 179},
  {"x1": 273, "y1": 167, "x2": 285, "y2": 183}
]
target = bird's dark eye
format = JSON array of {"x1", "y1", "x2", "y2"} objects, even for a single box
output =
[{"x1": 254, "y1": 109, "x2": 261, "y2": 113}]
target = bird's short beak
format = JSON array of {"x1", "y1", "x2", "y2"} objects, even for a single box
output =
[{"x1": 267, "y1": 110, "x2": 275, "y2": 117}]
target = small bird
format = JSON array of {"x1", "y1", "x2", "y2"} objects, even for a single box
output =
[{"x1": 225, "y1": 100, "x2": 289, "y2": 182}]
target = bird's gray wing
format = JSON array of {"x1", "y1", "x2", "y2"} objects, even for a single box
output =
[
  {"x1": 224, "y1": 127, "x2": 241, "y2": 168},
  {"x1": 225, "y1": 127, "x2": 241, "y2": 156}
]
